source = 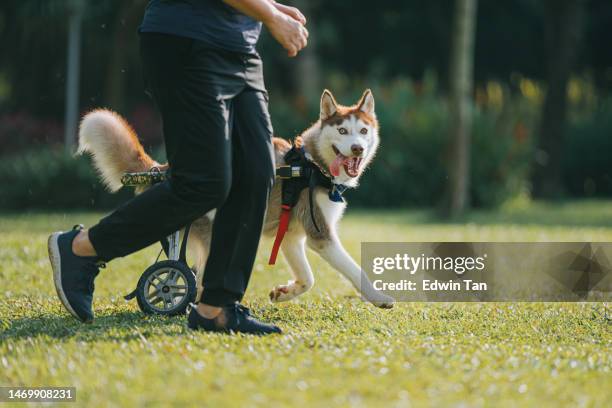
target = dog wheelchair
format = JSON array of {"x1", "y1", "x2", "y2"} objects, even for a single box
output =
[{"x1": 120, "y1": 169, "x2": 197, "y2": 316}]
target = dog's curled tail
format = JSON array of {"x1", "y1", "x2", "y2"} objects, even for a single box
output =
[{"x1": 77, "y1": 109, "x2": 156, "y2": 192}]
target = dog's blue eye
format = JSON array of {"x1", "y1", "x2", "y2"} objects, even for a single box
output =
[
  {"x1": 338, "y1": 127, "x2": 348, "y2": 135},
  {"x1": 360, "y1": 128, "x2": 368, "y2": 135}
]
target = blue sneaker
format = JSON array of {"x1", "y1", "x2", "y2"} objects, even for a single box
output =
[
  {"x1": 47, "y1": 225, "x2": 103, "y2": 323},
  {"x1": 187, "y1": 303, "x2": 282, "y2": 335}
]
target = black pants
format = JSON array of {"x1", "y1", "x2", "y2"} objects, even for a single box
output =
[{"x1": 89, "y1": 33, "x2": 275, "y2": 306}]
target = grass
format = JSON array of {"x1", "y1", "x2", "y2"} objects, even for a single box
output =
[{"x1": 0, "y1": 200, "x2": 611, "y2": 407}]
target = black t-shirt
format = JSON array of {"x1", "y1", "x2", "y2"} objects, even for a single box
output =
[{"x1": 140, "y1": 0, "x2": 262, "y2": 54}]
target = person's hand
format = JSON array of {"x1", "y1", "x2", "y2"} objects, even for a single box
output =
[
  {"x1": 264, "y1": 9, "x2": 308, "y2": 57},
  {"x1": 273, "y1": 2, "x2": 306, "y2": 25}
]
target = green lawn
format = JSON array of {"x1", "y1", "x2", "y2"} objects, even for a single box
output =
[{"x1": 0, "y1": 201, "x2": 611, "y2": 407}]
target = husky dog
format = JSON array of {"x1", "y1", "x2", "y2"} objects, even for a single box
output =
[{"x1": 78, "y1": 89, "x2": 394, "y2": 308}]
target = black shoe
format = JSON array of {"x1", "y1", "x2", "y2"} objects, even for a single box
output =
[
  {"x1": 188, "y1": 303, "x2": 282, "y2": 335},
  {"x1": 47, "y1": 225, "x2": 103, "y2": 323}
]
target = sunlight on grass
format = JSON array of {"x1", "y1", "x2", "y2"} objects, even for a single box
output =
[{"x1": 1, "y1": 202, "x2": 611, "y2": 407}]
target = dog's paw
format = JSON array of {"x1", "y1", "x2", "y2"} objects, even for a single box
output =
[
  {"x1": 269, "y1": 284, "x2": 294, "y2": 303},
  {"x1": 269, "y1": 285, "x2": 292, "y2": 302}
]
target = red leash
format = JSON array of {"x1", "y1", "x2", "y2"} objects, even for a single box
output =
[{"x1": 268, "y1": 204, "x2": 292, "y2": 265}]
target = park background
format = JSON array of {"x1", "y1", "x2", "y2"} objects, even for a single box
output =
[
  {"x1": 1, "y1": 1, "x2": 611, "y2": 407},
  {"x1": 1, "y1": 0, "x2": 612, "y2": 213}
]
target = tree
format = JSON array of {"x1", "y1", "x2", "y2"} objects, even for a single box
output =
[
  {"x1": 64, "y1": 0, "x2": 85, "y2": 153},
  {"x1": 105, "y1": 0, "x2": 146, "y2": 112},
  {"x1": 532, "y1": 0, "x2": 585, "y2": 198},
  {"x1": 446, "y1": 0, "x2": 478, "y2": 217}
]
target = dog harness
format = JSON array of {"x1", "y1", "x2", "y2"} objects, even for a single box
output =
[{"x1": 268, "y1": 146, "x2": 349, "y2": 265}]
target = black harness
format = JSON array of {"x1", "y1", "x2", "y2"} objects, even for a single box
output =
[
  {"x1": 277, "y1": 146, "x2": 348, "y2": 230},
  {"x1": 122, "y1": 146, "x2": 349, "y2": 266},
  {"x1": 268, "y1": 146, "x2": 349, "y2": 265}
]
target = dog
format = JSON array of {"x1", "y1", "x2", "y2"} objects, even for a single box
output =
[{"x1": 78, "y1": 89, "x2": 394, "y2": 308}]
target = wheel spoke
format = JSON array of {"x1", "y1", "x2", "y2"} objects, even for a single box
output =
[
  {"x1": 168, "y1": 270, "x2": 179, "y2": 285},
  {"x1": 149, "y1": 296, "x2": 164, "y2": 305},
  {"x1": 146, "y1": 288, "x2": 160, "y2": 300},
  {"x1": 151, "y1": 275, "x2": 166, "y2": 286}
]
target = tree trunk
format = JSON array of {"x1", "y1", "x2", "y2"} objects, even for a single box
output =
[
  {"x1": 292, "y1": 0, "x2": 319, "y2": 113},
  {"x1": 105, "y1": 0, "x2": 144, "y2": 111},
  {"x1": 64, "y1": 0, "x2": 84, "y2": 153},
  {"x1": 446, "y1": 0, "x2": 478, "y2": 217},
  {"x1": 532, "y1": 0, "x2": 584, "y2": 198}
]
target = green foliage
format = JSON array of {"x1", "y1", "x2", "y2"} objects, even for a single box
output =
[
  {"x1": 0, "y1": 148, "x2": 130, "y2": 210},
  {"x1": 4, "y1": 83, "x2": 612, "y2": 211},
  {"x1": 271, "y1": 79, "x2": 535, "y2": 208},
  {"x1": 352, "y1": 79, "x2": 449, "y2": 207},
  {"x1": 0, "y1": 80, "x2": 536, "y2": 210},
  {"x1": 563, "y1": 99, "x2": 612, "y2": 197},
  {"x1": 1, "y1": 208, "x2": 611, "y2": 406},
  {"x1": 469, "y1": 102, "x2": 534, "y2": 207}
]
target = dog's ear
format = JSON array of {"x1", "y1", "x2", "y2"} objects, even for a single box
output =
[
  {"x1": 320, "y1": 89, "x2": 337, "y2": 120},
  {"x1": 357, "y1": 89, "x2": 375, "y2": 116}
]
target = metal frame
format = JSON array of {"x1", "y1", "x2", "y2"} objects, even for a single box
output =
[
  {"x1": 160, "y1": 223, "x2": 191, "y2": 263},
  {"x1": 123, "y1": 222, "x2": 192, "y2": 303},
  {"x1": 168, "y1": 231, "x2": 180, "y2": 261},
  {"x1": 120, "y1": 170, "x2": 195, "y2": 312}
]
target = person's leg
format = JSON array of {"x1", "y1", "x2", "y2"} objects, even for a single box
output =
[
  {"x1": 84, "y1": 33, "x2": 234, "y2": 261},
  {"x1": 197, "y1": 89, "x2": 275, "y2": 308},
  {"x1": 188, "y1": 88, "x2": 280, "y2": 334},
  {"x1": 48, "y1": 33, "x2": 234, "y2": 322}
]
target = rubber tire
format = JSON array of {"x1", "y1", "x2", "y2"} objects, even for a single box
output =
[{"x1": 135, "y1": 260, "x2": 197, "y2": 316}]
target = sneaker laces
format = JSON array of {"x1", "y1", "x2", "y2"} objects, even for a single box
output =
[
  {"x1": 84, "y1": 262, "x2": 101, "y2": 293},
  {"x1": 235, "y1": 304, "x2": 252, "y2": 317}
]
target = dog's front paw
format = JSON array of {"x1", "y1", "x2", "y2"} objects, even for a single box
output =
[
  {"x1": 269, "y1": 284, "x2": 293, "y2": 302},
  {"x1": 269, "y1": 279, "x2": 310, "y2": 303}
]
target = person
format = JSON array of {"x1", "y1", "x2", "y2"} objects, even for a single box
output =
[{"x1": 47, "y1": 0, "x2": 308, "y2": 335}]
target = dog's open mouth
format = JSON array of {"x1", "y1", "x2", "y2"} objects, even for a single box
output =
[{"x1": 330, "y1": 145, "x2": 362, "y2": 178}]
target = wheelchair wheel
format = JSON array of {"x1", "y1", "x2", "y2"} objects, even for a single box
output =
[{"x1": 135, "y1": 260, "x2": 197, "y2": 316}]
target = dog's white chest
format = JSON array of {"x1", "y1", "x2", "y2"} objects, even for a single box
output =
[{"x1": 315, "y1": 190, "x2": 346, "y2": 226}]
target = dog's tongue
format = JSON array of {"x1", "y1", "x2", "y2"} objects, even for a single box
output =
[{"x1": 330, "y1": 153, "x2": 347, "y2": 177}]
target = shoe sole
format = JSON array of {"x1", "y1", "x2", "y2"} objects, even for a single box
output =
[{"x1": 48, "y1": 232, "x2": 87, "y2": 323}]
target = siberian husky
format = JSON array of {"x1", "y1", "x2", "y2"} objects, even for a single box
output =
[{"x1": 78, "y1": 89, "x2": 394, "y2": 308}]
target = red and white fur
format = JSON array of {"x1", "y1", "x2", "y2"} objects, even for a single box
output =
[{"x1": 78, "y1": 89, "x2": 394, "y2": 308}]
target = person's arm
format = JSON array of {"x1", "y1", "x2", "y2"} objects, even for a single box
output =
[
  {"x1": 269, "y1": 1, "x2": 306, "y2": 25},
  {"x1": 222, "y1": 0, "x2": 308, "y2": 57}
]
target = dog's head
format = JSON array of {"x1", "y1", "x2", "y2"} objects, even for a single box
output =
[{"x1": 310, "y1": 89, "x2": 379, "y2": 187}]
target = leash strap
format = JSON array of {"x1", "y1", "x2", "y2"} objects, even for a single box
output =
[
  {"x1": 308, "y1": 173, "x2": 321, "y2": 232},
  {"x1": 268, "y1": 204, "x2": 292, "y2": 265}
]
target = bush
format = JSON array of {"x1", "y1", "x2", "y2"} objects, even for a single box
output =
[
  {"x1": 0, "y1": 112, "x2": 63, "y2": 155},
  {"x1": 0, "y1": 149, "x2": 132, "y2": 210},
  {"x1": 563, "y1": 100, "x2": 612, "y2": 197},
  {"x1": 269, "y1": 78, "x2": 534, "y2": 208},
  {"x1": 0, "y1": 80, "x2": 537, "y2": 210}
]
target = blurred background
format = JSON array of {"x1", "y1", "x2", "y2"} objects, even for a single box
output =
[{"x1": 1, "y1": 0, "x2": 611, "y2": 216}]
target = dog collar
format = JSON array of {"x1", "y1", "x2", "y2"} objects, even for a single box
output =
[{"x1": 328, "y1": 184, "x2": 348, "y2": 202}]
